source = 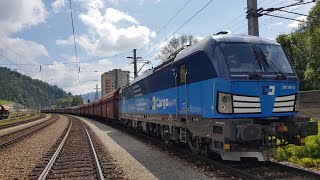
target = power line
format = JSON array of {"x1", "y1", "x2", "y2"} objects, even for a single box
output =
[
  {"x1": 0, "y1": 52, "x2": 31, "y2": 76},
  {"x1": 263, "y1": 14, "x2": 307, "y2": 22},
  {"x1": 144, "y1": 0, "x2": 215, "y2": 59},
  {"x1": 258, "y1": 0, "x2": 310, "y2": 30},
  {"x1": 215, "y1": 0, "x2": 275, "y2": 34},
  {"x1": 68, "y1": 0, "x2": 78, "y2": 64},
  {"x1": 277, "y1": 9, "x2": 308, "y2": 16},
  {"x1": 215, "y1": 0, "x2": 273, "y2": 34},
  {"x1": 258, "y1": 0, "x2": 316, "y2": 17},
  {"x1": 41, "y1": 50, "x2": 132, "y2": 65},
  {"x1": 234, "y1": 0, "x2": 291, "y2": 34},
  {"x1": 0, "y1": 40, "x2": 39, "y2": 71},
  {"x1": 138, "y1": 0, "x2": 193, "y2": 53},
  {"x1": 68, "y1": 0, "x2": 81, "y2": 88},
  {"x1": 214, "y1": 12, "x2": 246, "y2": 33}
]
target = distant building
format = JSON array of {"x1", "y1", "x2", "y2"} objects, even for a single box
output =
[{"x1": 101, "y1": 69, "x2": 130, "y2": 96}]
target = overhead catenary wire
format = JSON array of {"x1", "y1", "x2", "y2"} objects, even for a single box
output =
[
  {"x1": 68, "y1": 0, "x2": 78, "y2": 65},
  {"x1": 144, "y1": 0, "x2": 215, "y2": 59},
  {"x1": 214, "y1": 0, "x2": 273, "y2": 34},
  {"x1": 0, "y1": 40, "x2": 40, "y2": 71},
  {"x1": 263, "y1": 14, "x2": 307, "y2": 22},
  {"x1": 138, "y1": 0, "x2": 193, "y2": 53},
  {"x1": 234, "y1": 0, "x2": 293, "y2": 34},
  {"x1": 277, "y1": 9, "x2": 308, "y2": 16},
  {"x1": 214, "y1": 12, "x2": 247, "y2": 33},
  {"x1": 0, "y1": 52, "x2": 31, "y2": 76},
  {"x1": 40, "y1": 50, "x2": 132, "y2": 66},
  {"x1": 256, "y1": 0, "x2": 316, "y2": 24},
  {"x1": 258, "y1": 1, "x2": 310, "y2": 30},
  {"x1": 68, "y1": 0, "x2": 81, "y2": 91}
]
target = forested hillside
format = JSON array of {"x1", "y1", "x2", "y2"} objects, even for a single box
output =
[
  {"x1": 0, "y1": 67, "x2": 83, "y2": 110},
  {"x1": 277, "y1": 1, "x2": 320, "y2": 90}
]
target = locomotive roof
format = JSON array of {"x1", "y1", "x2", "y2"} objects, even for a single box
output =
[
  {"x1": 175, "y1": 34, "x2": 279, "y2": 62},
  {"x1": 128, "y1": 35, "x2": 280, "y2": 86},
  {"x1": 212, "y1": 34, "x2": 279, "y2": 45}
]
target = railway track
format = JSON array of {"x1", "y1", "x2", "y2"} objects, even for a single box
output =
[
  {"x1": 0, "y1": 115, "x2": 57, "y2": 148},
  {"x1": 89, "y1": 117, "x2": 320, "y2": 180},
  {"x1": 29, "y1": 116, "x2": 124, "y2": 180},
  {"x1": 0, "y1": 113, "x2": 46, "y2": 130},
  {"x1": 223, "y1": 160, "x2": 320, "y2": 179}
]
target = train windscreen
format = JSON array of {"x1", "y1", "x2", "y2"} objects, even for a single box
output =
[{"x1": 219, "y1": 42, "x2": 295, "y2": 76}]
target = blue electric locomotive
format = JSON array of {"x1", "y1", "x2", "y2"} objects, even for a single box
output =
[{"x1": 120, "y1": 34, "x2": 318, "y2": 161}]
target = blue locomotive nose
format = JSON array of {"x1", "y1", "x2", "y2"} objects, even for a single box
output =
[{"x1": 230, "y1": 81, "x2": 298, "y2": 117}]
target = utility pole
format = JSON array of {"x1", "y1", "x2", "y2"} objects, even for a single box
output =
[
  {"x1": 127, "y1": 49, "x2": 142, "y2": 79},
  {"x1": 133, "y1": 49, "x2": 137, "y2": 78},
  {"x1": 94, "y1": 84, "x2": 100, "y2": 100},
  {"x1": 247, "y1": 0, "x2": 259, "y2": 36}
]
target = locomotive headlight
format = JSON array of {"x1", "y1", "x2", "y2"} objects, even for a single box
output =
[
  {"x1": 294, "y1": 94, "x2": 300, "y2": 111},
  {"x1": 218, "y1": 92, "x2": 233, "y2": 114}
]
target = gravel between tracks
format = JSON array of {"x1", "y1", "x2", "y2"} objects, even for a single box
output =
[
  {"x1": 0, "y1": 115, "x2": 69, "y2": 180},
  {"x1": 79, "y1": 117, "x2": 213, "y2": 180}
]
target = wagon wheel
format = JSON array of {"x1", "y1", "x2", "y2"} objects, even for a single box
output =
[{"x1": 189, "y1": 136, "x2": 201, "y2": 154}]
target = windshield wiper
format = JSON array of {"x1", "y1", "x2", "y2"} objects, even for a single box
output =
[
  {"x1": 257, "y1": 47, "x2": 287, "y2": 80},
  {"x1": 249, "y1": 46, "x2": 263, "y2": 80}
]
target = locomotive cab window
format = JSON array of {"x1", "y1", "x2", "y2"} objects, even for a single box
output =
[{"x1": 179, "y1": 64, "x2": 186, "y2": 83}]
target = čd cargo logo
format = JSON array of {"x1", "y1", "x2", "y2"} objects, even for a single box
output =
[{"x1": 262, "y1": 86, "x2": 275, "y2": 95}]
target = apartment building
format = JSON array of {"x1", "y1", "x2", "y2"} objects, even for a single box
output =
[{"x1": 101, "y1": 69, "x2": 130, "y2": 96}]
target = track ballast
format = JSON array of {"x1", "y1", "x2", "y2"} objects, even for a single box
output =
[{"x1": 29, "y1": 116, "x2": 124, "y2": 180}]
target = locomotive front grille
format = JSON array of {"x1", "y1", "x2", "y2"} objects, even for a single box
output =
[
  {"x1": 232, "y1": 95, "x2": 261, "y2": 114},
  {"x1": 273, "y1": 95, "x2": 295, "y2": 113}
]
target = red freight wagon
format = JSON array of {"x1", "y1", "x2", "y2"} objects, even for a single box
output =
[
  {"x1": 84, "y1": 103, "x2": 89, "y2": 116},
  {"x1": 88, "y1": 102, "x2": 94, "y2": 116},
  {"x1": 101, "y1": 88, "x2": 120, "y2": 121},
  {"x1": 94, "y1": 99, "x2": 102, "y2": 117}
]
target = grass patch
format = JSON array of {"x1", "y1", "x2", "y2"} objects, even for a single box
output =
[
  {"x1": 276, "y1": 123, "x2": 320, "y2": 168},
  {"x1": 0, "y1": 113, "x2": 40, "y2": 126},
  {"x1": 0, "y1": 100, "x2": 14, "y2": 105}
]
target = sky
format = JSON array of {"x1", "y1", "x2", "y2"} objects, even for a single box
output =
[{"x1": 0, "y1": 0, "x2": 316, "y2": 95}]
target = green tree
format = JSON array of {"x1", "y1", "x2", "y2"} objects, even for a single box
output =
[
  {"x1": 156, "y1": 34, "x2": 199, "y2": 62},
  {"x1": 0, "y1": 67, "x2": 83, "y2": 110},
  {"x1": 276, "y1": 1, "x2": 320, "y2": 90},
  {"x1": 277, "y1": 31, "x2": 309, "y2": 90},
  {"x1": 304, "y1": 1, "x2": 320, "y2": 90}
]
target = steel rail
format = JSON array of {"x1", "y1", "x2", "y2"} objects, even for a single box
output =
[
  {"x1": 267, "y1": 161, "x2": 320, "y2": 178},
  {"x1": 80, "y1": 120, "x2": 105, "y2": 180},
  {"x1": 0, "y1": 114, "x2": 46, "y2": 130},
  {"x1": 0, "y1": 116, "x2": 56, "y2": 148},
  {"x1": 37, "y1": 120, "x2": 72, "y2": 180},
  {"x1": 37, "y1": 117, "x2": 105, "y2": 180},
  {"x1": 88, "y1": 117, "x2": 260, "y2": 180},
  {"x1": 89, "y1": 117, "x2": 320, "y2": 180}
]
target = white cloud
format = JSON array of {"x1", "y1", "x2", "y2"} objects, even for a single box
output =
[
  {"x1": 57, "y1": 0, "x2": 156, "y2": 57},
  {"x1": 0, "y1": 0, "x2": 49, "y2": 79},
  {"x1": 270, "y1": 22, "x2": 283, "y2": 26},
  {"x1": 52, "y1": 0, "x2": 65, "y2": 13},
  {"x1": 38, "y1": 59, "x2": 118, "y2": 94},
  {"x1": 267, "y1": 22, "x2": 284, "y2": 29},
  {"x1": 0, "y1": 37, "x2": 49, "y2": 74},
  {"x1": 106, "y1": 0, "x2": 160, "y2": 5},
  {"x1": 0, "y1": 0, "x2": 47, "y2": 36},
  {"x1": 288, "y1": 16, "x2": 307, "y2": 28},
  {"x1": 104, "y1": 8, "x2": 139, "y2": 24},
  {"x1": 2, "y1": 38, "x2": 48, "y2": 58},
  {"x1": 56, "y1": 37, "x2": 72, "y2": 45}
]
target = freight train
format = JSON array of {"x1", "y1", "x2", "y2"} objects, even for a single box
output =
[{"x1": 42, "y1": 34, "x2": 318, "y2": 161}]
